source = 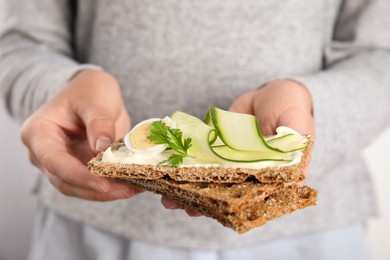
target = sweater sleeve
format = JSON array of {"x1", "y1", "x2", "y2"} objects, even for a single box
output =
[
  {"x1": 291, "y1": 0, "x2": 390, "y2": 177},
  {"x1": 0, "y1": 0, "x2": 100, "y2": 122}
]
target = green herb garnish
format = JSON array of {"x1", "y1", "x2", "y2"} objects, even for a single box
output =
[{"x1": 147, "y1": 121, "x2": 192, "y2": 166}]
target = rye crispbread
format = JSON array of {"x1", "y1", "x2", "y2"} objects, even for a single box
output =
[
  {"x1": 88, "y1": 138, "x2": 312, "y2": 184},
  {"x1": 125, "y1": 178, "x2": 317, "y2": 233},
  {"x1": 88, "y1": 138, "x2": 317, "y2": 233}
]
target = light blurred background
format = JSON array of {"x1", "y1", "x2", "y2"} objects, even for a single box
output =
[{"x1": 0, "y1": 103, "x2": 389, "y2": 260}]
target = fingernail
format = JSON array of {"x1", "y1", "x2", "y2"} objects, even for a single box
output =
[
  {"x1": 110, "y1": 190, "x2": 132, "y2": 200},
  {"x1": 96, "y1": 137, "x2": 112, "y2": 151},
  {"x1": 88, "y1": 181, "x2": 109, "y2": 193}
]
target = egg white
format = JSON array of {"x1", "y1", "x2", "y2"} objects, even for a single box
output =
[{"x1": 124, "y1": 116, "x2": 176, "y2": 154}]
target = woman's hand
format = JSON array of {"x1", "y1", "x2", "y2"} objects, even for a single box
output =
[
  {"x1": 21, "y1": 70, "x2": 143, "y2": 201},
  {"x1": 230, "y1": 79, "x2": 314, "y2": 137},
  {"x1": 230, "y1": 79, "x2": 315, "y2": 184}
]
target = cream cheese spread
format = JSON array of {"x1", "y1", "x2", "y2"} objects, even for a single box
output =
[
  {"x1": 102, "y1": 146, "x2": 303, "y2": 169},
  {"x1": 102, "y1": 126, "x2": 307, "y2": 169}
]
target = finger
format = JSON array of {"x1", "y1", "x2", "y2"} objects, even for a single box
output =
[
  {"x1": 277, "y1": 109, "x2": 315, "y2": 137},
  {"x1": 79, "y1": 106, "x2": 132, "y2": 153},
  {"x1": 161, "y1": 197, "x2": 203, "y2": 217},
  {"x1": 85, "y1": 113, "x2": 116, "y2": 152},
  {"x1": 161, "y1": 196, "x2": 184, "y2": 209},
  {"x1": 64, "y1": 70, "x2": 131, "y2": 152},
  {"x1": 277, "y1": 109, "x2": 315, "y2": 184},
  {"x1": 27, "y1": 150, "x2": 40, "y2": 169},
  {"x1": 229, "y1": 91, "x2": 255, "y2": 114},
  {"x1": 115, "y1": 109, "x2": 132, "y2": 140},
  {"x1": 73, "y1": 98, "x2": 117, "y2": 153},
  {"x1": 21, "y1": 119, "x2": 110, "y2": 192},
  {"x1": 41, "y1": 149, "x2": 113, "y2": 192},
  {"x1": 104, "y1": 179, "x2": 145, "y2": 198},
  {"x1": 46, "y1": 173, "x2": 139, "y2": 201}
]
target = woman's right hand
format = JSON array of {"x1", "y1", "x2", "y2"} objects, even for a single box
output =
[{"x1": 21, "y1": 70, "x2": 143, "y2": 201}]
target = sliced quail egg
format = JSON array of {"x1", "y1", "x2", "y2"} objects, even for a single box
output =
[{"x1": 124, "y1": 116, "x2": 176, "y2": 154}]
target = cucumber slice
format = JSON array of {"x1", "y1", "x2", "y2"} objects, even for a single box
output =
[
  {"x1": 203, "y1": 110, "x2": 213, "y2": 126},
  {"x1": 211, "y1": 137, "x2": 225, "y2": 147},
  {"x1": 171, "y1": 111, "x2": 224, "y2": 163},
  {"x1": 265, "y1": 133, "x2": 293, "y2": 142},
  {"x1": 266, "y1": 127, "x2": 307, "y2": 152},
  {"x1": 209, "y1": 107, "x2": 282, "y2": 152},
  {"x1": 212, "y1": 145, "x2": 293, "y2": 162},
  {"x1": 267, "y1": 134, "x2": 307, "y2": 152},
  {"x1": 171, "y1": 109, "x2": 304, "y2": 164}
]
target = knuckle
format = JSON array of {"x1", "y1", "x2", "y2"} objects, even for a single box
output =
[
  {"x1": 20, "y1": 117, "x2": 36, "y2": 145},
  {"x1": 47, "y1": 175, "x2": 71, "y2": 196},
  {"x1": 28, "y1": 152, "x2": 39, "y2": 168},
  {"x1": 39, "y1": 152, "x2": 54, "y2": 173}
]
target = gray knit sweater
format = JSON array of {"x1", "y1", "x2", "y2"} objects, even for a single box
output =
[{"x1": 1, "y1": 0, "x2": 390, "y2": 250}]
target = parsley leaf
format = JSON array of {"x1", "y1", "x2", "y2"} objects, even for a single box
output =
[{"x1": 147, "y1": 121, "x2": 192, "y2": 166}]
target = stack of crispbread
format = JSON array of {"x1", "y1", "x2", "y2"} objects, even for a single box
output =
[{"x1": 88, "y1": 139, "x2": 317, "y2": 234}]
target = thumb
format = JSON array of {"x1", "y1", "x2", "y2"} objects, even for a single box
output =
[
  {"x1": 229, "y1": 91, "x2": 255, "y2": 114},
  {"x1": 63, "y1": 70, "x2": 125, "y2": 153},
  {"x1": 82, "y1": 110, "x2": 116, "y2": 153}
]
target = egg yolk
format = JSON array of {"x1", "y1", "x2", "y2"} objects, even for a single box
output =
[{"x1": 129, "y1": 123, "x2": 155, "y2": 149}]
